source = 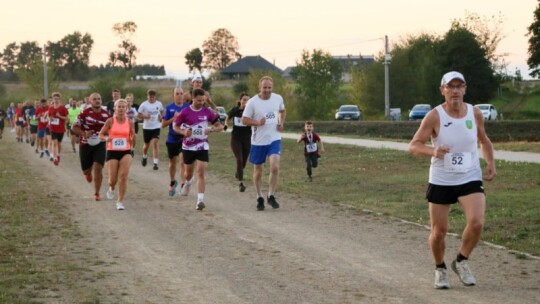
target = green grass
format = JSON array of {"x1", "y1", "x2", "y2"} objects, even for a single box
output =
[
  {"x1": 205, "y1": 132, "x2": 540, "y2": 256},
  {"x1": 0, "y1": 141, "x2": 102, "y2": 303}
]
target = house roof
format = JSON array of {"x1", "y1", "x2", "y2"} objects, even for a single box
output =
[
  {"x1": 332, "y1": 55, "x2": 375, "y2": 70},
  {"x1": 222, "y1": 55, "x2": 282, "y2": 75}
]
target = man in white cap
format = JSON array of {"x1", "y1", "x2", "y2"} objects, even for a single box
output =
[{"x1": 408, "y1": 71, "x2": 496, "y2": 289}]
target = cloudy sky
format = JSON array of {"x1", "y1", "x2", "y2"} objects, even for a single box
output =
[{"x1": 1, "y1": 0, "x2": 537, "y2": 79}]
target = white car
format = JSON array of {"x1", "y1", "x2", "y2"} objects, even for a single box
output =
[{"x1": 475, "y1": 104, "x2": 497, "y2": 121}]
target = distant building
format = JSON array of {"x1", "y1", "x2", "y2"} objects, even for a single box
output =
[
  {"x1": 221, "y1": 55, "x2": 282, "y2": 79},
  {"x1": 332, "y1": 55, "x2": 375, "y2": 82},
  {"x1": 283, "y1": 55, "x2": 375, "y2": 82}
]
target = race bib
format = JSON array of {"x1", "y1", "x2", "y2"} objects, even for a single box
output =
[
  {"x1": 234, "y1": 117, "x2": 245, "y2": 127},
  {"x1": 18, "y1": 117, "x2": 24, "y2": 122},
  {"x1": 190, "y1": 128, "x2": 206, "y2": 139},
  {"x1": 50, "y1": 118, "x2": 60, "y2": 125},
  {"x1": 112, "y1": 138, "x2": 127, "y2": 150},
  {"x1": 150, "y1": 114, "x2": 159, "y2": 122},
  {"x1": 87, "y1": 134, "x2": 101, "y2": 146},
  {"x1": 306, "y1": 143, "x2": 318, "y2": 153},
  {"x1": 40, "y1": 117, "x2": 48, "y2": 123},
  {"x1": 444, "y1": 152, "x2": 472, "y2": 172},
  {"x1": 265, "y1": 112, "x2": 278, "y2": 124}
]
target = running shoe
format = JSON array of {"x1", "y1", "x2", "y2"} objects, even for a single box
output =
[
  {"x1": 116, "y1": 202, "x2": 125, "y2": 210},
  {"x1": 26, "y1": 138, "x2": 29, "y2": 143},
  {"x1": 31, "y1": 141, "x2": 35, "y2": 147},
  {"x1": 94, "y1": 194, "x2": 101, "y2": 201},
  {"x1": 45, "y1": 150, "x2": 50, "y2": 157},
  {"x1": 153, "y1": 163, "x2": 159, "y2": 170},
  {"x1": 451, "y1": 259, "x2": 476, "y2": 286},
  {"x1": 168, "y1": 180, "x2": 178, "y2": 196},
  {"x1": 239, "y1": 182, "x2": 246, "y2": 192},
  {"x1": 256, "y1": 197, "x2": 265, "y2": 211},
  {"x1": 106, "y1": 187, "x2": 115, "y2": 200},
  {"x1": 308, "y1": 175, "x2": 313, "y2": 182},
  {"x1": 53, "y1": 157, "x2": 59, "y2": 166},
  {"x1": 434, "y1": 268, "x2": 450, "y2": 289},
  {"x1": 85, "y1": 173, "x2": 93, "y2": 183},
  {"x1": 267, "y1": 195, "x2": 280, "y2": 209},
  {"x1": 72, "y1": 147, "x2": 76, "y2": 153},
  {"x1": 49, "y1": 156, "x2": 54, "y2": 162},
  {"x1": 181, "y1": 179, "x2": 192, "y2": 196},
  {"x1": 196, "y1": 201, "x2": 205, "y2": 211},
  {"x1": 40, "y1": 151, "x2": 44, "y2": 158},
  {"x1": 141, "y1": 157, "x2": 147, "y2": 167}
]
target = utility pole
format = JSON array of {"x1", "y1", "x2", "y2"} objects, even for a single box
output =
[
  {"x1": 43, "y1": 44, "x2": 48, "y2": 98},
  {"x1": 384, "y1": 35, "x2": 391, "y2": 119}
]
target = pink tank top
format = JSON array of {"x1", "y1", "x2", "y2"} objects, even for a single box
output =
[{"x1": 107, "y1": 116, "x2": 131, "y2": 151}]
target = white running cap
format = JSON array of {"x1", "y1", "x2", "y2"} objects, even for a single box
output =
[{"x1": 441, "y1": 71, "x2": 466, "y2": 86}]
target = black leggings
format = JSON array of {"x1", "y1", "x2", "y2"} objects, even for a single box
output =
[
  {"x1": 305, "y1": 153, "x2": 319, "y2": 177},
  {"x1": 230, "y1": 135, "x2": 251, "y2": 181}
]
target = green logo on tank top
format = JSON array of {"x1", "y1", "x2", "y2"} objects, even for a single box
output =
[{"x1": 466, "y1": 120, "x2": 473, "y2": 129}]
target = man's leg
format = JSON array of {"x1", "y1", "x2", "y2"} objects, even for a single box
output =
[
  {"x1": 458, "y1": 193, "x2": 486, "y2": 257},
  {"x1": 253, "y1": 164, "x2": 263, "y2": 197},
  {"x1": 428, "y1": 203, "x2": 451, "y2": 265},
  {"x1": 268, "y1": 154, "x2": 280, "y2": 195}
]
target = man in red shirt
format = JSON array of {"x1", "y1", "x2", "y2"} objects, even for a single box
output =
[
  {"x1": 71, "y1": 92, "x2": 111, "y2": 201},
  {"x1": 35, "y1": 99, "x2": 50, "y2": 158},
  {"x1": 47, "y1": 92, "x2": 69, "y2": 165}
]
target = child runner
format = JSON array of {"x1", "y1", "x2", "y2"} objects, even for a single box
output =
[{"x1": 297, "y1": 121, "x2": 325, "y2": 181}]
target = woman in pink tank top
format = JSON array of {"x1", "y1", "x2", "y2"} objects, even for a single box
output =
[{"x1": 99, "y1": 99, "x2": 135, "y2": 210}]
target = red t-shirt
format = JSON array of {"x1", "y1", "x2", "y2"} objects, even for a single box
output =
[
  {"x1": 73, "y1": 107, "x2": 111, "y2": 146},
  {"x1": 48, "y1": 106, "x2": 68, "y2": 133},
  {"x1": 35, "y1": 106, "x2": 49, "y2": 130},
  {"x1": 15, "y1": 108, "x2": 24, "y2": 122}
]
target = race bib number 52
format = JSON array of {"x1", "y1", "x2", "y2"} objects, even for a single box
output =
[{"x1": 444, "y1": 152, "x2": 472, "y2": 172}]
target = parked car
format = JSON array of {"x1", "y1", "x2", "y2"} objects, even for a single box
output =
[
  {"x1": 216, "y1": 106, "x2": 227, "y2": 122},
  {"x1": 335, "y1": 105, "x2": 361, "y2": 120},
  {"x1": 475, "y1": 103, "x2": 498, "y2": 121},
  {"x1": 408, "y1": 104, "x2": 432, "y2": 121}
]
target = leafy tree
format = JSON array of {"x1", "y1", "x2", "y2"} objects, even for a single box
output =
[
  {"x1": 527, "y1": 1, "x2": 540, "y2": 78},
  {"x1": 185, "y1": 48, "x2": 203, "y2": 74},
  {"x1": 109, "y1": 21, "x2": 138, "y2": 70},
  {"x1": 1, "y1": 42, "x2": 19, "y2": 73},
  {"x1": 87, "y1": 71, "x2": 129, "y2": 101},
  {"x1": 436, "y1": 26, "x2": 497, "y2": 102},
  {"x1": 16, "y1": 54, "x2": 59, "y2": 98},
  {"x1": 47, "y1": 31, "x2": 93, "y2": 80},
  {"x1": 202, "y1": 28, "x2": 241, "y2": 71},
  {"x1": 17, "y1": 41, "x2": 42, "y2": 70},
  {"x1": 291, "y1": 49, "x2": 343, "y2": 119}
]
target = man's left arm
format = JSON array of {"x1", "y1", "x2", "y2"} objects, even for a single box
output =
[
  {"x1": 474, "y1": 107, "x2": 496, "y2": 181},
  {"x1": 278, "y1": 108, "x2": 286, "y2": 131}
]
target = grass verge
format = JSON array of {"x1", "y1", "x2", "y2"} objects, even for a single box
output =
[{"x1": 205, "y1": 131, "x2": 540, "y2": 256}]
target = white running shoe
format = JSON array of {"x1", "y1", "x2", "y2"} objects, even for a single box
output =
[
  {"x1": 116, "y1": 202, "x2": 125, "y2": 210},
  {"x1": 451, "y1": 259, "x2": 476, "y2": 286},
  {"x1": 181, "y1": 179, "x2": 193, "y2": 196},
  {"x1": 434, "y1": 268, "x2": 450, "y2": 289},
  {"x1": 196, "y1": 201, "x2": 205, "y2": 210},
  {"x1": 106, "y1": 187, "x2": 115, "y2": 200}
]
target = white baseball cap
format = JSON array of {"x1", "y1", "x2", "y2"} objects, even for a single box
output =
[
  {"x1": 191, "y1": 75, "x2": 203, "y2": 83},
  {"x1": 441, "y1": 71, "x2": 466, "y2": 86}
]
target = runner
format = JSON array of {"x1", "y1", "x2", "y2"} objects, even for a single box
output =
[
  {"x1": 137, "y1": 89, "x2": 164, "y2": 170},
  {"x1": 71, "y1": 93, "x2": 111, "y2": 201},
  {"x1": 162, "y1": 87, "x2": 189, "y2": 196},
  {"x1": 22, "y1": 100, "x2": 31, "y2": 143},
  {"x1": 107, "y1": 89, "x2": 121, "y2": 116},
  {"x1": 47, "y1": 92, "x2": 69, "y2": 166},
  {"x1": 35, "y1": 99, "x2": 49, "y2": 158},
  {"x1": 67, "y1": 98, "x2": 81, "y2": 153},
  {"x1": 225, "y1": 92, "x2": 252, "y2": 192},
  {"x1": 241, "y1": 76, "x2": 286, "y2": 211},
  {"x1": 0, "y1": 107, "x2": 5, "y2": 139},
  {"x1": 408, "y1": 71, "x2": 497, "y2": 289},
  {"x1": 14, "y1": 102, "x2": 24, "y2": 142},
  {"x1": 173, "y1": 88, "x2": 224, "y2": 210},
  {"x1": 190, "y1": 75, "x2": 218, "y2": 110},
  {"x1": 125, "y1": 93, "x2": 139, "y2": 136},
  {"x1": 27, "y1": 100, "x2": 39, "y2": 151},
  {"x1": 99, "y1": 99, "x2": 135, "y2": 210},
  {"x1": 6, "y1": 102, "x2": 15, "y2": 132},
  {"x1": 297, "y1": 121, "x2": 325, "y2": 181}
]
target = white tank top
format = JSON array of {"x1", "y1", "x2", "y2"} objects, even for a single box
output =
[{"x1": 429, "y1": 103, "x2": 482, "y2": 185}]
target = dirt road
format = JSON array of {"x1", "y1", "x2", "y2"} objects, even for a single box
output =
[{"x1": 18, "y1": 137, "x2": 539, "y2": 303}]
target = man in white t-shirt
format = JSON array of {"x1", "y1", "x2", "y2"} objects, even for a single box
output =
[
  {"x1": 137, "y1": 89, "x2": 164, "y2": 170},
  {"x1": 241, "y1": 76, "x2": 286, "y2": 211}
]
